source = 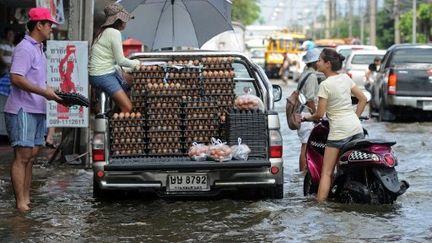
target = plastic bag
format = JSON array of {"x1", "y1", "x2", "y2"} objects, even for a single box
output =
[
  {"x1": 231, "y1": 138, "x2": 251, "y2": 160},
  {"x1": 234, "y1": 88, "x2": 264, "y2": 111},
  {"x1": 188, "y1": 142, "x2": 209, "y2": 161},
  {"x1": 207, "y1": 138, "x2": 232, "y2": 162}
]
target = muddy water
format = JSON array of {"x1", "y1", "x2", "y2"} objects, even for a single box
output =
[{"x1": 0, "y1": 81, "x2": 431, "y2": 242}]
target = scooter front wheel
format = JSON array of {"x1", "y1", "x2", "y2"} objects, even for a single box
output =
[{"x1": 303, "y1": 172, "x2": 318, "y2": 196}]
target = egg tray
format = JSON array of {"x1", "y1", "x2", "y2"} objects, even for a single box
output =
[
  {"x1": 111, "y1": 144, "x2": 147, "y2": 152},
  {"x1": 55, "y1": 91, "x2": 90, "y2": 107},
  {"x1": 109, "y1": 118, "x2": 146, "y2": 126},
  {"x1": 224, "y1": 109, "x2": 268, "y2": 158},
  {"x1": 147, "y1": 119, "x2": 181, "y2": 127},
  {"x1": 184, "y1": 136, "x2": 217, "y2": 144},
  {"x1": 111, "y1": 152, "x2": 147, "y2": 158},
  {"x1": 147, "y1": 144, "x2": 184, "y2": 150},
  {"x1": 147, "y1": 137, "x2": 183, "y2": 143},
  {"x1": 202, "y1": 66, "x2": 233, "y2": 70},
  {"x1": 144, "y1": 89, "x2": 204, "y2": 96}
]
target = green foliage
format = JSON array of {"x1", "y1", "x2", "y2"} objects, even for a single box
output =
[
  {"x1": 399, "y1": 3, "x2": 432, "y2": 43},
  {"x1": 376, "y1": 8, "x2": 395, "y2": 49},
  {"x1": 231, "y1": 0, "x2": 260, "y2": 25}
]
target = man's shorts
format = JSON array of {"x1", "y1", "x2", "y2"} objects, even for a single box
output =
[
  {"x1": 326, "y1": 132, "x2": 365, "y2": 149},
  {"x1": 89, "y1": 71, "x2": 128, "y2": 97},
  {"x1": 297, "y1": 121, "x2": 314, "y2": 144},
  {"x1": 4, "y1": 109, "x2": 46, "y2": 148}
]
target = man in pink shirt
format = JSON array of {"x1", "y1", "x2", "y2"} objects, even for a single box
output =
[{"x1": 4, "y1": 8, "x2": 61, "y2": 212}]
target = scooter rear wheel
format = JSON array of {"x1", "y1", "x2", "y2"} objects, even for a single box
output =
[{"x1": 303, "y1": 172, "x2": 318, "y2": 196}]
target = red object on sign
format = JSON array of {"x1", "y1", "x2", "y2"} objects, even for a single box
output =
[{"x1": 122, "y1": 38, "x2": 143, "y2": 57}]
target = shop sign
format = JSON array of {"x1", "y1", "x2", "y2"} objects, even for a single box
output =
[{"x1": 46, "y1": 41, "x2": 89, "y2": 128}]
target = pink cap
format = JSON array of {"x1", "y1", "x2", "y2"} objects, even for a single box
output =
[{"x1": 28, "y1": 8, "x2": 59, "y2": 25}]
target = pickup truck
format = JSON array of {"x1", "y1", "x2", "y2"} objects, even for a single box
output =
[
  {"x1": 91, "y1": 51, "x2": 284, "y2": 199},
  {"x1": 369, "y1": 44, "x2": 432, "y2": 121}
]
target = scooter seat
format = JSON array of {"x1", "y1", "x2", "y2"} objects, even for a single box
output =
[{"x1": 341, "y1": 139, "x2": 396, "y2": 153}]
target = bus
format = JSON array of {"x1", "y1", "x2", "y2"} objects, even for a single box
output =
[{"x1": 264, "y1": 30, "x2": 306, "y2": 78}]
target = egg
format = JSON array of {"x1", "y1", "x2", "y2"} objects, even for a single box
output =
[{"x1": 119, "y1": 112, "x2": 125, "y2": 119}]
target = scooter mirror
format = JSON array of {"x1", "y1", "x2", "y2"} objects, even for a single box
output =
[{"x1": 298, "y1": 93, "x2": 307, "y2": 105}]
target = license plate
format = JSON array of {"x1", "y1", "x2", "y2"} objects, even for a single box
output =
[
  {"x1": 167, "y1": 174, "x2": 209, "y2": 192},
  {"x1": 423, "y1": 101, "x2": 432, "y2": 111}
]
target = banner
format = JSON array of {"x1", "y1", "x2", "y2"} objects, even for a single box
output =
[{"x1": 46, "y1": 41, "x2": 88, "y2": 128}]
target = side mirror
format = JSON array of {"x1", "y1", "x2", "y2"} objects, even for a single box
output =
[{"x1": 272, "y1": 84, "x2": 282, "y2": 102}]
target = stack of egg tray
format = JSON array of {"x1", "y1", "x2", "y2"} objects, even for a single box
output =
[
  {"x1": 225, "y1": 109, "x2": 268, "y2": 158},
  {"x1": 182, "y1": 97, "x2": 221, "y2": 146},
  {"x1": 109, "y1": 117, "x2": 146, "y2": 157},
  {"x1": 202, "y1": 59, "x2": 236, "y2": 115}
]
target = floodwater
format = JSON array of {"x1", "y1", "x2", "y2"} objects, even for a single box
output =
[{"x1": 0, "y1": 81, "x2": 431, "y2": 242}]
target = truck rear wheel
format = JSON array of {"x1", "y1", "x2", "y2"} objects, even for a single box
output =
[
  {"x1": 93, "y1": 177, "x2": 109, "y2": 199},
  {"x1": 378, "y1": 102, "x2": 395, "y2": 122},
  {"x1": 268, "y1": 184, "x2": 284, "y2": 199}
]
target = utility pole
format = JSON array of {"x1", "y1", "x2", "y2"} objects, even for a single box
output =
[
  {"x1": 325, "y1": 0, "x2": 331, "y2": 38},
  {"x1": 394, "y1": 0, "x2": 400, "y2": 44},
  {"x1": 369, "y1": 0, "x2": 376, "y2": 45},
  {"x1": 412, "y1": 0, "x2": 417, "y2": 43},
  {"x1": 348, "y1": 0, "x2": 353, "y2": 38},
  {"x1": 330, "y1": 0, "x2": 336, "y2": 36},
  {"x1": 359, "y1": 0, "x2": 364, "y2": 44}
]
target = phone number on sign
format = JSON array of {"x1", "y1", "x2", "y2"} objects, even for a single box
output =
[{"x1": 48, "y1": 119, "x2": 86, "y2": 126}]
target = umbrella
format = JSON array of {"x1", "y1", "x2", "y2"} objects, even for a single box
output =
[{"x1": 119, "y1": 0, "x2": 233, "y2": 50}]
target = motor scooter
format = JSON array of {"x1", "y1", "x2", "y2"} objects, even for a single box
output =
[{"x1": 300, "y1": 94, "x2": 409, "y2": 204}]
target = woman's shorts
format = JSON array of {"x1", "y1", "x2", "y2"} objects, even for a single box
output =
[
  {"x1": 5, "y1": 109, "x2": 46, "y2": 148},
  {"x1": 89, "y1": 71, "x2": 128, "y2": 97},
  {"x1": 326, "y1": 132, "x2": 364, "y2": 149}
]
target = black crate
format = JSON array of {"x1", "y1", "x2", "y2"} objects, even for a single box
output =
[{"x1": 225, "y1": 109, "x2": 268, "y2": 158}]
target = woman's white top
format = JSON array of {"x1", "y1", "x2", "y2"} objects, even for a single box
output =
[
  {"x1": 89, "y1": 28, "x2": 139, "y2": 76},
  {"x1": 317, "y1": 73, "x2": 363, "y2": 140}
]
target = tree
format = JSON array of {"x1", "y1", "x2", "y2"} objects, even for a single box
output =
[
  {"x1": 231, "y1": 0, "x2": 260, "y2": 25},
  {"x1": 399, "y1": 3, "x2": 432, "y2": 43},
  {"x1": 376, "y1": 7, "x2": 395, "y2": 49}
]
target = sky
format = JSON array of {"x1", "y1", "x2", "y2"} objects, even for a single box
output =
[{"x1": 257, "y1": 0, "x2": 385, "y2": 27}]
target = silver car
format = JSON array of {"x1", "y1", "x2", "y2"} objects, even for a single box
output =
[
  {"x1": 343, "y1": 49, "x2": 386, "y2": 88},
  {"x1": 91, "y1": 51, "x2": 284, "y2": 199}
]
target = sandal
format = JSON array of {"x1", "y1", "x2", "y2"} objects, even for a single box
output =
[{"x1": 45, "y1": 142, "x2": 57, "y2": 149}]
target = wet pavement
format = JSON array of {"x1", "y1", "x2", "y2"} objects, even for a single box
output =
[{"x1": 1, "y1": 80, "x2": 432, "y2": 242}]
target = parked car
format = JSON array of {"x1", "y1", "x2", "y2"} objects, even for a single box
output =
[
  {"x1": 369, "y1": 44, "x2": 432, "y2": 121},
  {"x1": 343, "y1": 49, "x2": 386, "y2": 88},
  {"x1": 91, "y1": 51, "x2": 284, "y2": 199},
  {"x1": 336, "y1": 45, "x2": 378, "y2": 60}
]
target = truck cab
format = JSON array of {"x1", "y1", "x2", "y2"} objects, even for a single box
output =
[{"x1": 91, "y1": 51, "x2": 284, "y2": 199}]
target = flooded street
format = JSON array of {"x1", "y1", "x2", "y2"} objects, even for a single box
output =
[{"x1": 1, "y1": 81, "x2": 432, "y2": 242}]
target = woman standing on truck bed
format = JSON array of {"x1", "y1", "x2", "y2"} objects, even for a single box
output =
[
  {"x1": 303, "y1": 48, "x2": 367, "y2": 202},
  {"x1": 89, "y1": 3, "x2": 140, "y2": 113}
]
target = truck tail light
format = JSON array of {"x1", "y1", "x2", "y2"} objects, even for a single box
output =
[
  {"x1": 269, "y1": 130, "x2": 283, "y2": 158},
  {"x1": 387, "y1": 72, "x2": 397, "y2": 95},
  {"x1": 92, "y1": 133, "x2": 106, "y2": 162}
]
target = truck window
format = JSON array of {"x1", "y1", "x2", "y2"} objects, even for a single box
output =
[
  {"x1": 391, "y1": 48, "x2": 432, "y2": 64},
  {"x1": 232, "y1": 62, "x2": 258, "y2": 96}
]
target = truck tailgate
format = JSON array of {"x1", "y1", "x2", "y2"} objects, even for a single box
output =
[
  {"x1": 395, "y1": 64, "x2": 432, "y2": 97},
  {"x1": 105, "y1": 158, "x2": 271, "y2": 171}
]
